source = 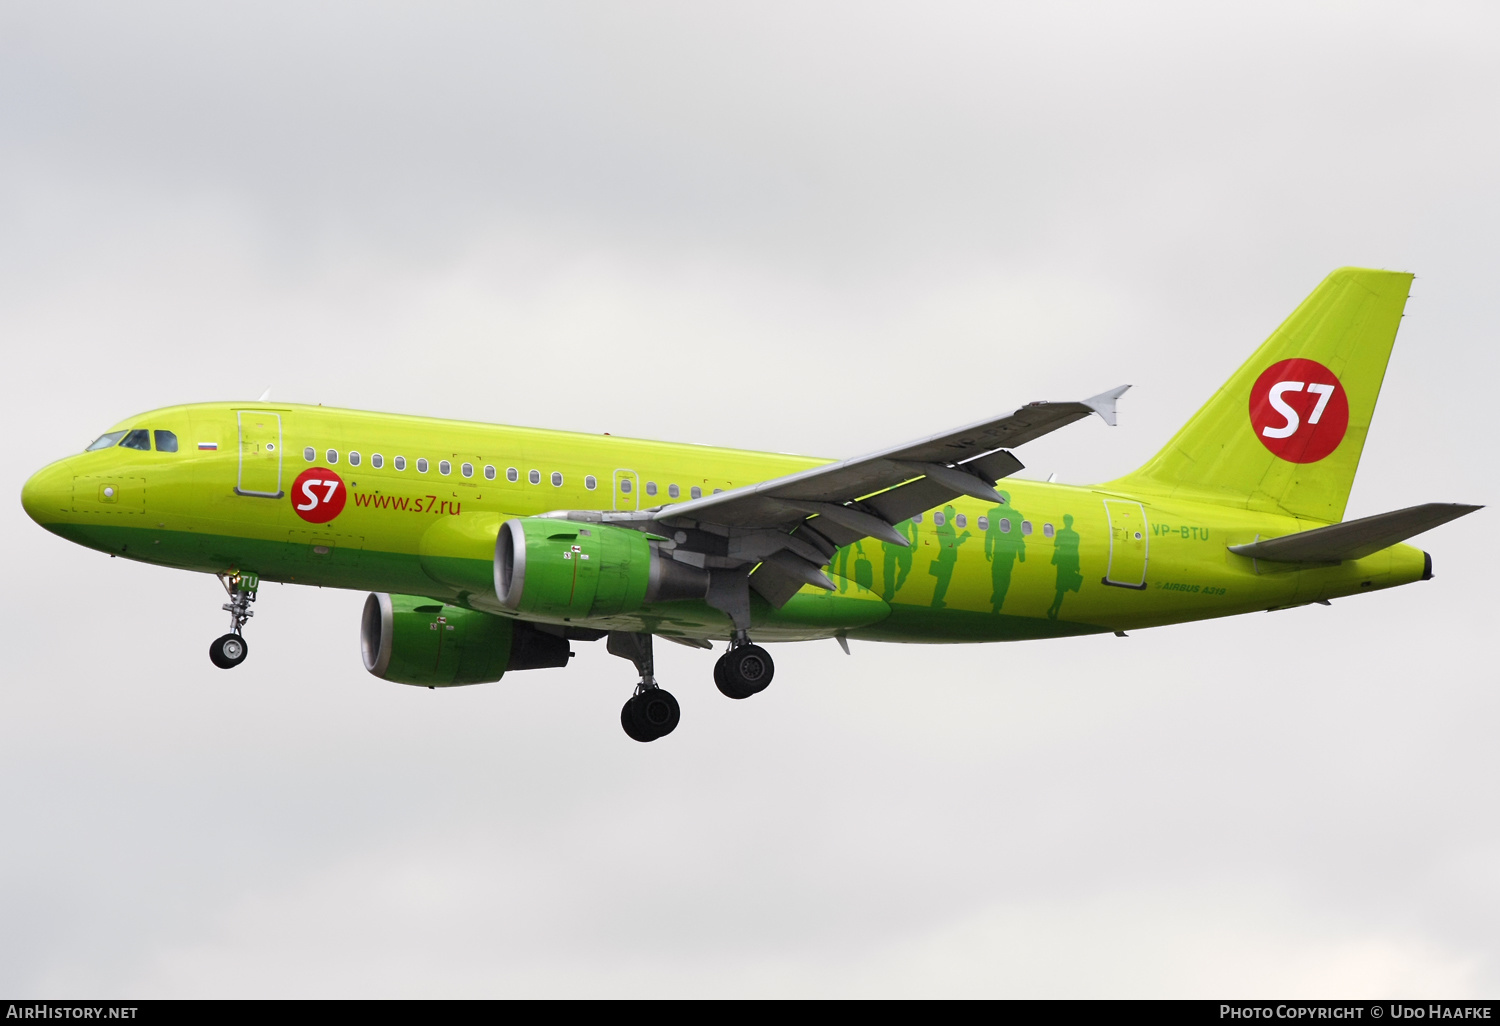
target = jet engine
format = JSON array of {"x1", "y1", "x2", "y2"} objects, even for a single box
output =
[
  {"x1": 361, "y1": 592, "x2": 570, "y2": 687},
  {"x1": 494, "y1": 517, "x2": 708, "y2": 619}
]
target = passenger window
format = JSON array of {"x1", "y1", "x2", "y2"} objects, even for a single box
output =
[
  {"x1": 484, "y1": 465, "x2": 496, "y2": 480},
  {"x1": 585, "y1": 475, "x2": 597, "y2": 490},
  {"x1": 713, "y1": 488, "x2": 723, "y2": 494},
  {"x1": 1021, "y1": 520, "x2": 1033, "y2": 536},
  {"x1": 394, "y1": 455, "x2": 407, "y2": 471},
  {"x1": 933, "y1": 511, "x2": 946, "y2": 526},
  {"x1": 690, "y1": 486, "x2": 702, "y2": 499},
  {"x1": 551, "y1": 472, "x2": 563, "y2": 487},
  {"x1": 326, "y1": 449, "x2": 339, "y2": 464},
  {"x1": 529, "y1": 469, "x2": 540, "y2": 485},
  {"x1": 86, "y1": 431, "x2": 127, "y2": 451},
  {"x1": 120, "y1": 429, "x2": 151, "y2": 451},
  {"x1": 668, "y1": 484, "x2": 680, "y2": 498},
  {"x1": 646, "y1": 481, "x2": 657, "y2": 496},
  {"x1": 461, "y1": 463, "x2": 473, "y2": 478},
  {"x1": 304, "y1": 447, "x2": 315, "y2": 462},
  {"x1": 153, "y1": 430, "x2": 179, "y2": 452},
  {"x1": 1000, "y1": 518, "x2": 1010, "y2": 533},
  {"x1": 507, "y1": 467, "x2": 518, "y2": 483},
  {"x1": 913, "y1": 513, "x2": 923, "y2": 524},
  {"x1": 1043, "y1": 523, "x2": 1055, "y2": 538},
  {"x1": 955, "y1": 513, "x2": 967, "y2": 528},
  {"x1": 620, "y1": 479, "x2": 632, "y2": 493},
  {"x1": 349, "y1": 451, "x2": 361, "y2": 467},
  {"x1": 417, "y1": 458, "x2": 429, "y2": 473},
  {"x1": 439, "y1": 460, "x2": 451, "y2": 475},
  {"x1": 372, "y1": 453, "x2": 384, "y2": 469},
  {"x1": 978, "y1": 516, "x2": 989, "y2": 531}
]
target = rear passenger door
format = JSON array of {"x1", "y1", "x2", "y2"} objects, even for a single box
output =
[{"x1": 1102, "y1": 499, "x2": 1149, "y2": 589}]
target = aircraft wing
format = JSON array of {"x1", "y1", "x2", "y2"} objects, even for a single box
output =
[{"x1": 624, "y1": 385, "x2": 1129, "y2": 606}]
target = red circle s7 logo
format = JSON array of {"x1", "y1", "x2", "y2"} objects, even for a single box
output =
[
  {"x1": 291, "y1": 467, "x2": 347, "y2": 523},
  {"x1": 1248, "y1": 358, "x2": 1349, "y2": 463}
]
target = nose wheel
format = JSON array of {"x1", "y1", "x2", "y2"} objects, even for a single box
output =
[
  {"x1": 209, "y1": 633, "x2": 249, "y2": 669},
  {"x1": 211, "y1": 572, "x2": 258, "y2": 670}
]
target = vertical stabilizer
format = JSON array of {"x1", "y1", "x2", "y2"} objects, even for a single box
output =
[{"x1": 1112, "y1": 267, "x2": 1413, "y2": 522}]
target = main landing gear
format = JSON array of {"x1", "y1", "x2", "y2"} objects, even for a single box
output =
[
  {"x1": 608, "y1": 632, "x2": 680, "y2": 743},
  {"x1": 210, "y1": 572, "x2": 258, "y2": 670},
  {"x1": 605, "y1": 625, "x2": 774, "y2": 741},
  {"x1": 714, "y1": 636, "x2": 774, "y2": 700}
]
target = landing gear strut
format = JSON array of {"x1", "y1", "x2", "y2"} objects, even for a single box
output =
[
  {"x1": 608, "y1": 632, "x2": 680, "y2": 742},
  {"x1": 210, "y1": 572, "x2": 258, "y2": 670},
  {"x1": 714, "y1": 634, "x2": 774, "y2": 700}
]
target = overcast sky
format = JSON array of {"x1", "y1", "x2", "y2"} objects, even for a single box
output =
[{"x1": 2, "y1": 1, "x2": 1497, "y2": 997}]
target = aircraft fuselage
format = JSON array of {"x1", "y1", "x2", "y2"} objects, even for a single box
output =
[{"x1": 21, "y1": 401, "x2": 1428, "y2": 645}]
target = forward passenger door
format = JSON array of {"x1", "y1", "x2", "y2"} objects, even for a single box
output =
[{"x1": 234, "y1": 411, "x2": 284, "y2": 498}]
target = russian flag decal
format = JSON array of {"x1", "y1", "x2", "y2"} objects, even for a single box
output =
[{"x1": 198, "y1": 442, "x2": 218, "y2": 450}]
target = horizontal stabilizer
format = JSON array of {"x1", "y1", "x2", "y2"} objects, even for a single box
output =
[{"x1": 1228, "y1": 503, "x2": 1481, "y2": 563}]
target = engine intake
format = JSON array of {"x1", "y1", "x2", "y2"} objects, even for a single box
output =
[
  {"x1": 494, "y1": 517, "x2": 708, "y2": 620},
  {"x1": 361, "y1": 592, "x2": 570, "y2": 687}
]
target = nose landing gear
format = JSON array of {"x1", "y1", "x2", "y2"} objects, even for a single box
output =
[{"x1": 210, "y1": 572, "x2": 258, "y2": 670}]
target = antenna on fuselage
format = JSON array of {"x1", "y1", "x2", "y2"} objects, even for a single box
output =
[{"x1": 257, "y1": 387, "x2": 272, "y2": 402}]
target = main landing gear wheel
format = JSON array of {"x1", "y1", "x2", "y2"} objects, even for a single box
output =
[
  {"x1": 621, "y1": 689, "x2": 681, "y2": 743},
  {"x1": 714, "y1": 644, "x2": 774, "y2": 700},
  {"x1": 209, "y1": 633, "x2": 248, "y2": 669}
]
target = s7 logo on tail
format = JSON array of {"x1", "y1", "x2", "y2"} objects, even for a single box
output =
[{"x1": 1248, "y1": 359, "x2": 1349, "y2": 463}]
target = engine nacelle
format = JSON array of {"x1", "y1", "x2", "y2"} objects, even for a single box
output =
[
  {"x1": 361, "y1": 592, "x2": 570, "y2": 687},
  {"x1": 494, "y1": 517, "x2": 708, "y2": 620}
]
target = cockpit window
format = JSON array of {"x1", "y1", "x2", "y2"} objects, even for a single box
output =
[
  {"x1": 119, "y1": 429, "x2": 151, "y2": 451},
  {"x1": 154, "y1": 430, "x2": 179, "y2": 452},
  {"x1": 86, "y1": 431, "x2": 127, "y2": 451}
]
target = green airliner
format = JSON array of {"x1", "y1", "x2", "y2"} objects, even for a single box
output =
[{"x1": 20, "y1": 268, "x2": 1480, "y2": 741}]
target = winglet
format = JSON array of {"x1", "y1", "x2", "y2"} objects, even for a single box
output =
[{"x1": 1083, "y1": 385, "x2": 1130, "y2": 426}]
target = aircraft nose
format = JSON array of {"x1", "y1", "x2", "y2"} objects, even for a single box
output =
[{"x1": 21, "y1": 462, "x2": 70, "y2": 528}]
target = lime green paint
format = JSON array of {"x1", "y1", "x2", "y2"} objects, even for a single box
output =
[
  {"x1": 377, "y1": 594, "x2": 514, "y2": 687},
  {"x1": 502, "y1": 519, "x2": 653, "y2": 620},
  {"x1": 1116, "y1": 267, "x2": 1412, "y2": 521},
  {"x1": 20, "y1": 267, "x2": 1445, "y2": 655}
]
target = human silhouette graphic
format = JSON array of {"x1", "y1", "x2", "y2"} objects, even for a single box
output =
[
  {"x1": 983, "y1": 492, "x2": 1025, "y2": 613},
  {"x1": 881, "y1": 517, "x2": 919, "y2": 601},
  {"x1": 834, "y1": 539, "x2": 870, "y2": 593},
  {"x1": 927, "y1": 505, "x2": 971, "y2": 609},
  {"x1": 1047, "y1": 513, "x2": 1083, "y2": 621}
]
